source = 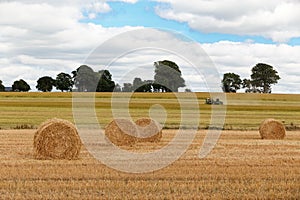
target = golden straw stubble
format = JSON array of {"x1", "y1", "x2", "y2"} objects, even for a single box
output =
[
  {"x1": 135, "y1": 118, "x2": 162, "y2": 142},
  {"x1": 33, "y1": 118, "x2": 82, "y2": 160},
  {"x1": 105, "y1": 118, "x2": 138, "y2": 146},
  {"x1": 259, "y1": 118, "x2": 286, "y2": 139}
]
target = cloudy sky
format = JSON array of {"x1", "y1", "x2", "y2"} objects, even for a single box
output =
[{"x1": 1, "y1": 0, "x2": 300, "y2": 93}]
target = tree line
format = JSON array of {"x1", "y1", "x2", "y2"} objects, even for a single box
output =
[
  {"x1": 0, "y1": 61, "x2": 280, "y2": 93},
  {"x1": 0, "y1": 60, "x2": 186, "y2": 92},
  {"x1": 221, "y1": 63, "x2": 280, "y2": 93}
]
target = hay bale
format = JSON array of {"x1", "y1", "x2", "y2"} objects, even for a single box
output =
[
  {"x1": 105, "y1": 119, "x2": 138, "y2": 146},
  {"x1": 259, "y1": 119, "x2": 286, "y2": 139},
  {"x1": 33, "y1": 118, "x2": 82, "y2": 160},
  {"x1": 135, "y1": 118, "x2": 162, "y2": 142}
]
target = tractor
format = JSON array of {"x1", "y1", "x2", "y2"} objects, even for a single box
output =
[{"x1": 205, "y1": 98, "x2": 223, "y2": 105}]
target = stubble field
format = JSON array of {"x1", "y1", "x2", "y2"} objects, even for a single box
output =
[
  {"x1": 0, "y1": 129, "x2": 299, "y2": 199},
  {"x1": 0, "y1": 92, "x2": 299, "y2": 199}
]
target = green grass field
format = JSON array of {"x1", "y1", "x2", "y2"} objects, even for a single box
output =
[{"x1": 0, "y1": 92, "x2": 299, "y2": 130}]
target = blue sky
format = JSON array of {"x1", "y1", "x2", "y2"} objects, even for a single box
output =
[
  {"x1": 83, "y1": 1, "x2": 278, "y2": 45},
  {"x1": 0, "y1": 0, "x2": 300, "y2": 93},
  {"x1": 84, "y1": 0, "x2": 300, "y2": 93}
]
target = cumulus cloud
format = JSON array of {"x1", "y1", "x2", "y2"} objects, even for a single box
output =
[
  {"x1": 154, "y1": 0, "x2": 300, "y2": 43},
  {"x1": 0, "y1": 1, "x2": 138, "y2": 89},
  {"x1": 82, "y1": 28, "x2": 300, "y2": 93},
  {"x1": 202, "y1": 41, "x2": 300, "y2": 93},
  {"x1": 80, "y1": 28, "x2": 223, "y2": 92},
  {"x1": 109, "y1": 0, "x2": 138, "y2": 3},
  {"x1": 0, "y1": 0, "x2": 299, "y2": 93}
]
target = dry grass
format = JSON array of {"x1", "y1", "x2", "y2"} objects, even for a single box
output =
[
  {"x1": 0, "y1": 129, "x2": 299, "y2": 199},
  {"x1": 0, "y1": 92, "x2": 299, "y2": 198}
]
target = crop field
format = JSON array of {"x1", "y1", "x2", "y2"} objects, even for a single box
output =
[
  {"x1": 0, "y1": 129, "x2": 299, "y2": 199},
  {"x1": 0, "y1": 92, "x2": 299, "y2": 199},
  {"x1": 0, "y1": 92, "x2": 299, "y2": 130}
]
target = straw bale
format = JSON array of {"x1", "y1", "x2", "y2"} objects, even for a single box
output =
[
  {"x1": 259, "y1": 119, "x2": 286, "y2": 139},
  {"x1": 135, "y1": 118, "x2": 162, "y2": 142},
  {"x1": 105, "y1": 118, "x2": 138, "y2": 146},
  {"x1": 34, "y1": 118, "x2": 81, "y2": 160}
]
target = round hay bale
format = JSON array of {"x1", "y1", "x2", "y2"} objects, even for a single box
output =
[
  {"x1": 105, "y1": 119, "x2": 138, "y2": 146},
  {"x1": 34, "y1": 118, "x2": 82, "y2": 160},
  {"x1": 135, "y1": 118, "x2": 162, "y2": 142},
  {"x1": 259, "y1": 119, "x2": 286, "y2": 139}
]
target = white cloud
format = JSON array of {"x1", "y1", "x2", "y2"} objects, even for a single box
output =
[
  {"x1": 109, "y1": 0, "x2": 138, "y2": 3},
  {"x1": 0, "y1": 1, "x2": 138, "y2": 89},
  {"x1": 82, "y1": 28, "x2": 300, "y2": 93},
  {"x1": 86, "y1": 1, "x2": 112, "y2": 19},
  {"x1": 90, "y1": 2, "x2": 111, "y2": 13},
  {"x1": 154, "y1": 0, "x2": 300, "y2": 43},
  {"x1": 202, "y1": 41, "x2": 300, "y2": 93},
  {"x1": 0, "y1": 0, "x2": 299, "y2": 93}
]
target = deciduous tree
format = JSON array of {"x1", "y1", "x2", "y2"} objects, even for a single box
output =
[
  {"x1": 222, "y1": 73, "x2": 242, "y2": 93},
  {"x1": 0, "y1": 80, "x2": 5, "y2": 92},
  {"x1": 96, "y1": 70, "x2": 115, "y2": 92},
  {"x1": 250, "y1": 63, "x2": 280, "y2": 93},
  {"x1": 154, "y1": 60, "x2": 185, "y2": 92},
  {"x1": 72, "y1": 65, "x2": 97, "y2": 92},
  {"x1": 12, "y1": 79, "x2": 31, "y2": 92},
  {"x1": 36, "y1": 76, "x2": 55, "y2": 92},
  {"x1": 55, "y1": 72, "x2": 74, "y2": 92}
]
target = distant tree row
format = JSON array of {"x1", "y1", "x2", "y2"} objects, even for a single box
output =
[
  {"x1": 0, "y1": 73, "x2": 73, "y2": 92},
  {"x1": 119, "y1": 60, "x2": 185, "y2": 92},
  {"x1": 73, "y1": 60, "x2": 186, "y2": 92},
  {"x1": 0, "y1": 62, "x2": 280, "y2": 93},
  {"x1": 0, "y1": 60, "x2": 186, "y2": 92},
  {"x1": 222, "y1": 63, "x2": 280, "y2": 93},
  {"x1": 0, "y1": 79, "x2": 32, "y2": 92},
  {"x1": 36, "y1": 73, "x2": 74, "y2": 92}
]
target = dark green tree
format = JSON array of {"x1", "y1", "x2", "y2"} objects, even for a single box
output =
[
  {"x1": 0, "y1": 80, "x2": 5, "y2": 91},
  {"x1": 36, "y1": 76, "x2": 55, "y2": 92},
  {"x1": 55, "y1": 72, "x2": 74, "y2": 92},
  {"x1": 242, "y1": 78, "x2": 253, "y2": 93},
  {"x1": 250, "y1": 63, "x2": 280, "y2": 93},
  {"x1": 96, "y1": 70, "x2": 115, "y2": 92},
  {"x1": 72, "y1": 65, "x2": 98, "y2": 92},
  {"x1": 242, "y1": 78, "x2": 261, "y2": 93},
  {"x1": 133, "y1": 77, "x2": 144, "y2": 92},
  {"x1": 152, "y1": 83, "x2": 161, "y2": 92},
  {"x1": 222, "y1": 73, "x2": 242, "y2": 93},
  {"x1": 132, "y1": 78, "x2": 153, "y2": 92},
  {"x1": 142, "y1": 80, "x2": 153, "y2": 92},
  {"x1": 12, "y1": 79, "x2": 31, "y2": 92},
  {"x1": 154, "y1": 60, "x2": 185, "y2": 92}
]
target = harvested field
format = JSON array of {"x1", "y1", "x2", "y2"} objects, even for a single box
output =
[
  {"x1": 0, "y1": 129, "x2": 299, "y2": 199},
  {"x1": 0, "y1": 92, "x2": 299, "y2": 198}
]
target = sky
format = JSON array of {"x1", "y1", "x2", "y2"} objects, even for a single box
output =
[{"x1": 0, "y1": 0, "x2": 300, "y2": 93}]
